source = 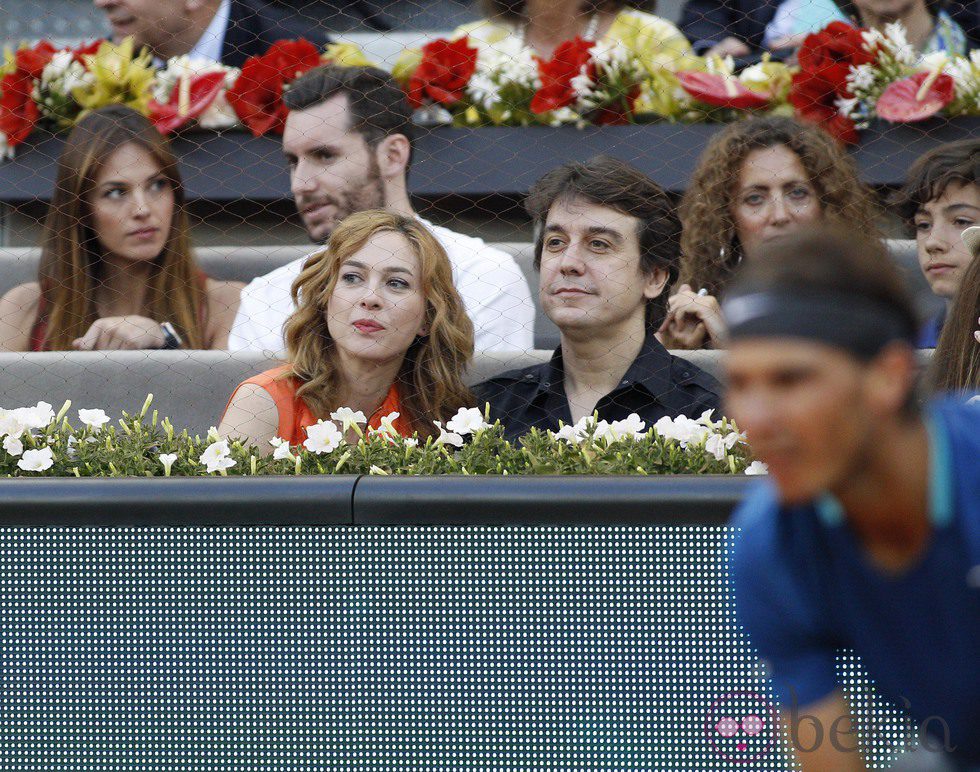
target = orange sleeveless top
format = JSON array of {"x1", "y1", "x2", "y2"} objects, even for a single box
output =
[{"x1": 225, "y1": 365, "x2": 413, "y2": 445}]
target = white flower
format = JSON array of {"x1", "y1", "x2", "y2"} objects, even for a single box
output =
[
  {"x1": 18, "y1": 446, "x2": 54, "y2": 472},
  {"x1": 330, "y1": 407, "x2": 367, "y2": 433},
  {"x1": 376, "y1": 412, "x2": 402, "y2": 438},
  {"x1": 303, "y1": 420, "x2": 343, "y2": 454},
  {"x1": 446, "y1": 407, "x2": 489, "y2": 436},
  {"x1": 696, "y1": 409, "x2": 718, "y2": 428},
  {"x1": 610, "y1": 413, "x2": 646, "y2": 440},
  {"x1": 199, "y1": 440, "x2": 235, "y2": 473},
  {"x1": 745, "y1": 460, "x2": 769, "y2": 475},
  {"x1": 403, "y1": 437, "x2": 419, "y2": 448},
  {"x1": 653, "y1": 415, "x2": 710, "y2": 447},
  {"x1": 77, "y1": 408, "x2": 110, "y2": 430},
  {"x1": 554, "y1": 423, "x2": 583, "y2": 444},
  {"x1": 0, "y1": 410, "x2": 27, "y2": 439},
  {"x1": 846, "y1": 63, "x2": 876, "y2": 93},
  {"x1": 3, "y1": 435, "x2": 23, "y2": 457},
  {"x1": 158, "y1": 453, "x2": 178, "y2": 476},
  {"x1": 433, "y1": 421, "x2": 464, "y2": 448},
  {"x1": 206, "y1": 426, "x2": 222, "y2": 442},
  {"x1": 269, "y1": 436, "x2": 296, "y2": 460},
  {"x1": 14, "y1": 402, "x2": 55, "y2": 430},
  {"x1": 705, "y1": 433, "x2": 729, "y2": 461}
]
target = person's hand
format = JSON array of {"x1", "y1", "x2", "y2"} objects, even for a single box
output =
[
  {"x1": 658, "y1": 285, "x2": 727, "y2": 350},
  {"x1": 705, "y1": 36, "x2": 751, "y2": 59},
  {"x1": 72, "y1": 316, "x2": 166, "y2": 351}
]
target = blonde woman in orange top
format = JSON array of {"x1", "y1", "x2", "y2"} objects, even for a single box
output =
[{"x1": 219, "y1": 211, "x2": 475, "y2": 450}]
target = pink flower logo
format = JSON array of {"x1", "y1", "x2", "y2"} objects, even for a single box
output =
[{"x1": 704, "y1": 691, "x2": 779, "y2": 763}]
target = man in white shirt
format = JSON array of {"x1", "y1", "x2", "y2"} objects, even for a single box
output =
[
  {"x1": 227, "y1": 65, "x2": 534, "y2": 353},
  {"x1": 93, "y1": 0, "x2": 331, "y2": 67}
]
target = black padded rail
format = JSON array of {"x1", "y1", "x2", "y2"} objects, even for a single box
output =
[
  {"x1": 0, "y1": 475, "x2": 753, "y2": 526},
  {"x1": 351, "y1": 474, "x2": 752, "y2": 525},
  {"x1": 2, "y1": 119, "x2": 978, "y2": 202},
  {"x1": 0, "y1": 476, "x2": 357, "y2": 526}
]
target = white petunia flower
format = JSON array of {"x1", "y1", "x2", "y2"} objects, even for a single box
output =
[
  {"x1": 744, "y1": 460, "x2": 769, "y2": 475},
  {"x1": 433, "y1": 421, "x2": 464, "y2": 448},
  {"x1": 403, "y1": 437, "x2": 419, "y2": 448},
  {"x1": 704, "y1": 432, "x2": 728, "y2": 461},
  {"x1": 610, "y1": 413, "x2": 646, "y2": 439},
  {"x1": 199, "y1": 440, "x2": 235, "y2": 473},
  {"x1": 554, "y1": 423, "x2": 583, "y2": 444},
  {"x1": 0, "y1": 410, "x2": 27, "y2": 439},
  {"x1": 376, "y1": 412, "x2": 402, "y2": 438},
  {"x1": 270, "y1": 436, "x2": 296, "y2": 461},
  {"x1": 206, "y1": 426, "x2": 222, "y2": 442},
  {"x1": 303, "y1": 420, "x2": 343, "y2": 454},
  {"x1": 446, "y1": 407, "x2": 489, "y2": 436},
  {"x1": 653, "y1": 415, "x2": 710, "y2": 447},
  {"x1": 15, "y1": 402, "x2": 55, "y2": 430},
  {"x1": 330, "y1": 407, "x2": 368, "y2": 433},
  {"x1": 77, "y1": 408, "x2": 111, "y2": 430},
  {"x1": 18, "y1": 446, "x2": 54, "y2": 472},
  {"x1": 158, "y1": 453, "x2": 178, "y2": 476},
  {"x1": 3, "y1": 435, "x2": 23, "y2": 457}
]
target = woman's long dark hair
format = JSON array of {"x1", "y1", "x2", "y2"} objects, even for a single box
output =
[{"x1": 930, "y1": 253, "x2": 980, "y2": 393}]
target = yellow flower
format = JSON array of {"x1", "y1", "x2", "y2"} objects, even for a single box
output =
[
  {"x1": 322, "y1": 42, "x2": 374, "y2": 68},
  {"x1": 72, "y1": 37, "x2": 155, "y2": 119},
  {"x1": 739, "y1": 55, "x2": 794, "y2": 105},
  {"x1": 391, "y1": 47, "x2": 422, "y2": 87}
]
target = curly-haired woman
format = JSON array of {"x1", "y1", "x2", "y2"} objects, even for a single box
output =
[
  {"x1": 219, "y1": 211, "x2": 475, "y2": 450},
  {"x1": 662, "y1": 116, "x2": 881, "y2": 350}
]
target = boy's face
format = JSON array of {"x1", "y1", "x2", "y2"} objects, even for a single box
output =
[{"x1": 913, "y1": 181, "x2": 980, "y2": 300}]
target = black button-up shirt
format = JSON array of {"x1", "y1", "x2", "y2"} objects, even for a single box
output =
[{"x1": 474, "y1": 331, "x2": 723, "y2": 442}]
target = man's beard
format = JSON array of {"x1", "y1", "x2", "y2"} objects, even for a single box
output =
[{"x1": 301, "y1": 155, "x2": 386, "y2": 245}]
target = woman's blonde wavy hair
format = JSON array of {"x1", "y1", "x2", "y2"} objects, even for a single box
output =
[
  {"x1": 39, "y1": 105, "x2": 206, "y2": 351},
  {"x1": 282, "y1": 210, "x2": 475, "y2": 438},
  {"x1": 678, "y1": 117, "x2": 882, "y2": 297}
]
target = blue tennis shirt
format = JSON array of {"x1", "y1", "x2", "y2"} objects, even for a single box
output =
[{"x1": 730, "y1": 398, "x2": 980, "y2": 763}]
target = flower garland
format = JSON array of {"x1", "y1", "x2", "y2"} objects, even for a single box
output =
[
  {"x1": 0, "y1": 396, "x2": 765, "y2": 477},
  {"x1": 1, "y1": 24, "x2": 979, "y2": 155},
  {"x1": 0, "y1": 37, "x2": 373, "y2": 155}
]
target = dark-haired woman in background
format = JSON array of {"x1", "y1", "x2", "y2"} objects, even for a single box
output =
[
  {"x1": 0, "y1": 105, "x2": 241, "y2": 351},
  {"x1": 930, "y1": 226, "x2": 980, "y2": 397},
  {"x1": 662, "y1": 116, "x2": 881, "y2": 350}
]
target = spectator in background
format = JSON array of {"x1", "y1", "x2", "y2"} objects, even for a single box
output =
[
  {"x1": 724, "y1": 226, "x2": 980, "y2": 771},
  {"x1": 220, "y1": 211, "x2": 474, "y2": 449},
  {"x1": 663, "y1": 116, "x2": 880, "y2": 350},
  {"x1": 893, "y1": 138, "x2": 980, "y2": 347},
  {"x1": 228, "y1": 65, "x2": 533, "y2": 354},
  {"x1": 930, "y1": 225, "x2": 980, "y2": 395},
  {"x1": 0, "y1": 105, "x2": 241, "y2": 352},
  {"x1": 475, "y1": 157, "x2": 720, "y2": 443},
  {"x1": 458, "y1": 0, "x2": 690, "y2": 66},
  {"x1": 767, "y1": 0, "x2": 968, "y2": 56},
  {"x1": 93, "y1": 0, "x2": 332, "y2": 68},
  {"x1": 679, "y1": 0, "x2": 780, "y2": 59}
]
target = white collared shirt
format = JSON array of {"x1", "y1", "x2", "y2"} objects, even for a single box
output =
[
  {"x1": 188, "y1": 0, "x2": 231, "y2": 63},
  {"x1": 227, "y1": 217, "x2": 535, "y2": 353}
]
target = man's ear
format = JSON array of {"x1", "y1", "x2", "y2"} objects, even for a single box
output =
[
  {"x1": 375, "y1": 134, "x2": 410, "y2": 180},
  {"x1": 642, "y1": 267, "x2": 670, "y2": 301},
  {"x1": 865, "y1": 342, "x2": 918, "y2": 417}
]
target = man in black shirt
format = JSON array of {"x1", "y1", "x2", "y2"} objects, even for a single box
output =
[{"x1": 475, "y1": 157, "x2": 721, "y2": 442}]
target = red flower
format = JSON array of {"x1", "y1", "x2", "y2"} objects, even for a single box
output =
[
  {"x1": 875, "y1": 71, "x2": 955, "y2": 123},
  {"x1": 677, "y1": 71, "x2": 770, "y2": 110},
  {"x1": 797, "y1": 21, "x2": 874, "y2": 95},
  {"x1": 72, "y1": 39, "x2": 105, "y2": 64},
  {"x1": 227, "y1": 56, "x2": 287, "y2": 135},
  {"x1": 261, "y1": 38, "x2": 322, "y2": 81},
  {"x1": 531, "y1": 37, "x2": 595, "y2": 114},
  {"x1": 149, "y1": 71, "x2": 228, "y2": 134},
  {"x1": 226, "y1": 38, "x2": 321, "y2": 136},
  {"x1": 0, "y1": 71, "x2": 40, "y2": 147},
  {"x1": 590, "y1": 83, "x2": 641, "y2": 125},
  {"x1": 407, "y1": 36, "x2": 478, "y2": 108},
  {"x1": 15, "y1": 40, "x2": 57, "y2": 80},
  {"x1": 790, "y1": 69, "x2": 859, "y2": 144}
]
